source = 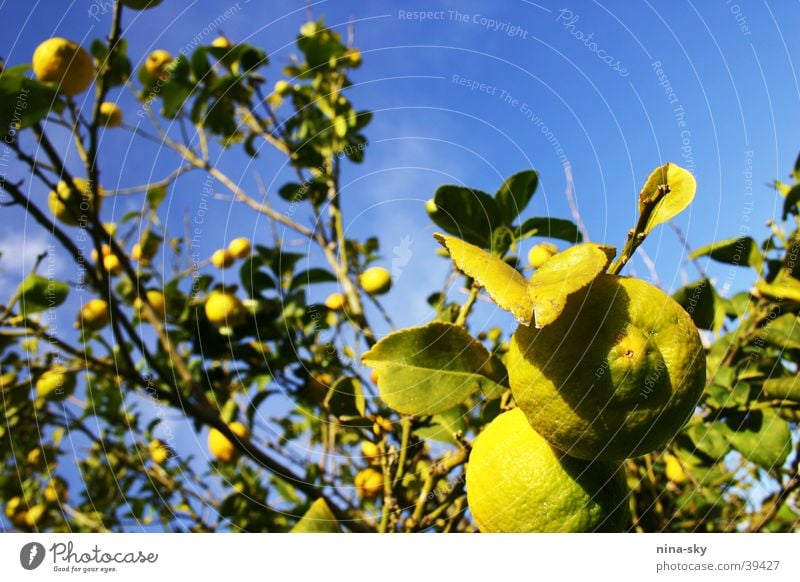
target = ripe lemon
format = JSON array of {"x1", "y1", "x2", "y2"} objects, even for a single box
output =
[
  {"x1": 43, "y1": 477, "x2": 68, "y2": 504},
  {"x1": 664, "y1": 454, "x2": 688, "y2": 484},
  {"x1": 134, "y1": 289, "x2": 166, "y2": 319},
  {"x1": 361, "y1": 441, "x2": 381, "y2": 464},
  {"x1": 507, "y1": 275, "x2": 705, "y2": 461},
  {"x1": 208, "y1": 421, "x2": 249, "y2": 462},
  {"x1": 360, "y1": 267, "x2": 391, "y2": 295},
  {"x1": 354, "y1": 468, "x2": 384, "y2": 499},
  {"x1": 24, "y1": 504, "x2": 46, "y2": 527},
  {"x1": 98, "y1": 102, "x2": 123, "y2": 127},
  {"x1": 132, "y1": 236, "x2": 159, "y2": 265},
  {"x1": 48, "y1": 178, "x2": 103, "y2": 226},
  {"x1": 210, "y1": 248, "x2": 234, "y2": 269},
  {"x1": 204, "y1": 290, "x2": 246, "y2": 327},
  {"x1": 91, "y1": 244, "x2": 111, "y2": 262},
  {"x1": 78, "y1": 298, "x2": 110, "y2": 331},
  {"x1": 227, "y1": 237, "x2": 252, "y2": 258},
  {"x1": 528, "y1": 242, "x2": 558, "y2": 268},
  {"x1": 102, "y1": 253, "x2": 122, "y2": 276},
  {"x1": 35, "y1": 366, "x2": 76, "y2": 400},
  {"x1": 5, "y1": 497, "x2": 28, "y2": 528},
  {"x1": 274, "y1": 80, "x2": 291, "y2": 96},
  {"x1": 149, "y1": 439, "x2": 170, "y2": 464},
  {"x1": 211, "y1": 36, "x2": 232, "y2": 48},
  {"x1": 466, "y1": 409, "x2": 629, "y2": 532},
  {"x1": 32, "y1": 37, "x2": 94, "y2": 96},
  {"x1": 324, "y1": 292, "x2": 346, "y2": 311},
  {"x1": 145, "y1": 50, "x2": 172, "y2": 80}
]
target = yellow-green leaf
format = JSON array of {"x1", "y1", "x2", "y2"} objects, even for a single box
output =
[
  {"x1": 639, "y1": 163, "x2": 696, "y2": 234},
  {"x1": 756, "y1": 274, "x2": 800, "y2": 303},
  {"x1": 762, "y1": 376, "x2": 800, "y2": 402},
  {"x1": 362, "y1": 322, "x2": 508, "y2": 416},
  {"x1": 528, "y1": 243, "x2": 615, "y2": 328},
  {"x1": 290, "y1": 498, "x2": 341, "y2": 533},
  {"x1": 434, "y1": 233, "x2": 532, "y2": 325}
]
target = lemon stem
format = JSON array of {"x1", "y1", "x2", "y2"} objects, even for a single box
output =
[{"x1": 608, "y1": 183, "x2": 670, "y2": 275}]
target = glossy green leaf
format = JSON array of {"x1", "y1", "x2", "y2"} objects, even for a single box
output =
[
  {"x1": 494, "y1": 170, "x2": 538, "y2": 225},
  {"x1": 146, "y1": 184, "x2": 168, "y2": 209},
  {"x1": 0, "y1": 65, "x2": 60, "y2": 140},
  {"x1": 515, "y1": 217, "x2": 583, "y2": 243},
  {"x1": 762, "y1": 376, "x2": 800, "y2": 402},
  {"x1": 434, "y1": 233, "x2": 532, "y2": 325},
  {"x1": 18, "y1": 274, "x2": 69, "y2": 315},
  {"x1": 415, "y1": 406, "x2": 468, "y2": 444},
  {"x1": 720, "y1": 410, "x2": 792, "y2": 470},
  {"x1": 685, "y1": 423, "x2": 730, "y2": 460},
  {"x1": 761, "y1": 314, "x2": 800, "y2": 350},
  {"x1": 290, "y1": 498, "x2": 341, "y2": 533},
  {"x1": 528, "y1": 243, "x2": 615, "y2": 328},
  {"x1": 639, "y1": 163, "x2": 696, "y2": 234},
  {"x1": 756, "y1": 274, "x2": 800, "y2": 304},
  {"x1": 690, "y1": 236, "x2": 763, "y2": 270},
  {"x1": 672, "y1": 278, "x2": 727, "y2": 332},
  {"x1": 427, "y1": 185, "x2": 502, "y2": 248},
  {"x1": 362, "y1": 322, "x2": 507, "y2": 416},
  {"x1": 782, "y1": 184, "x2": 800, "y2": 220}
]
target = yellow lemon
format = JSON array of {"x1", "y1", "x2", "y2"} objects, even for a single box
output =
[
  {"x1": 134, "y1": 289, "x2": 166, "y2": 319},
  {"x1": 210, "y1": 248, "x2": 234, "y2": 269},
  {"x1": 48, "y1": 178, "x2": 103, "y2": 226},
  {"x1": 274, "y1": 80, "x2": 291, "y2": 96},
  {"x1": 324, "y1": 292, "x2": 346, "y2": 311},
  {"x1": 354, "y1": 468, "x2": 384, "y2": 499},
  {"x1": 527, "y1": 242, "x2": 558, "y2": 268},
  {"x1": 145, "y1": 50, "x2": 172, "y2": 80},
  {"x1": 361, "y1": 441, "x2": 381, "y2": 464},
  {"x1": 208, "y1": 421, "x2": 249, "y2": 462},
  {"x1": 149, "y1": 439, "x2": 170, "y2": 464},
  {"x1": 211, "y1": 36, "x2": 232, "y2": 48},
  {"x1": 344, "y1": 48, "x2": 362, "y2": 67},
  {"x1": 507, "y1": 275, "x2": 705, "y2": 461},
  {"x1": 78, "y1": 298, "x2": 110, "y2": 331},
  {"x1": 360, "y1": 267, "x2": 391, "y2": 295},
  {"x1": 32, "y1": 37, "x2": 94, "y2": 95},
  {"x1": 24, "y1": 504, "x2": 46, "y2": 527},
  {"x1": 204, "y1": 290, "x2": 246, "y2": 327},
  {"x1": 466, "y1": 409, "x2": 630, "y2": 532},
  {"x1": 664, "y1": 454, "x2": 689, "y2": 484},
  {"x1": 98, "y1": 102, "x2": 123, "y2": 127},
  {"x1": 43, "y1": 477, "x2": 68, "y2": 504},
  {"x1": 102, "y1": 253, "x2": 122, "y2": 276},
  {"x1": 35, "y1": 366, "x2": 76, "y2": 400},
  {"x1": 227, "y1": 237, "x2": 252, "y2": 259}
]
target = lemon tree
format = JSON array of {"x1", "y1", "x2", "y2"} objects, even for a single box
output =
[{"x1": 0, "y1": 2, "x2": 798, "y2": 535}]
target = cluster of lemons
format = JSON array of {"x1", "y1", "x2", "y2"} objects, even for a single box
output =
[{"x1": 465, "y1": 246, "x2": 706, "y2": 532}]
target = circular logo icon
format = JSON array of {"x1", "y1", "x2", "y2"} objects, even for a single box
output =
[{"x1": 20, "y1": 542, "x2": 46, "y2": 570}]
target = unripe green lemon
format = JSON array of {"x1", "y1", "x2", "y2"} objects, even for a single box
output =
[
  {"x1": 360, "y1": 267, "x2": 391, "y2": 295},
  {"x1": 507, "y1": 275, "x2": 705, "y2": 461},
  {"x1": 35, "y1": 366, "x2": 76, "y2": 401},
  {"x1": 48, "y1": 179, "x2": 103, "y2": 226},
  {"x1": 528, "y1": 242, "x2": 558, "y2": 268},
  {"x1": 78, "y1": 298, "x2": 110, "y2": 331},
  {"x1": 208, "y1": 421, "x2": 249, "y2": 462},
  {"x1": 466, "y1": 409, "x2": 629, "y2": 532},
  {"x1": 98, "y1": 102, "x2": 123, "y2": 127},
  {"x1": 32, "y1": 38, "x2": 94, "y2": 96},
  {"x1": 354, "y1": 468, "x2": 384, "y2": 498},
  {"x1": 204, "y1": 290, "x2": 246, "y2": 327}
]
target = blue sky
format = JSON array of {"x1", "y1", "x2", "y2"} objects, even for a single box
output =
[{"x1": 1, "y1": 1, "x2": 799, "y2": 529}]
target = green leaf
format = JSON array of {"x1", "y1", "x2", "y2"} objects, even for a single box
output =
[
  {"x1": 782, "y1": 184, "x2": 800, "y2": 220},
  {"x1": 191, "y1": 47, "x2": 212, "y2": 81},
  {"x1": 672, "y1": 278, "x2": 727, "y2": 332},
  {"x1": 290, "y1": 268, "x2": 337, "y2": 288},
  {"x1": 146, "y1": 184, "x2": 168, "y2": 209},
  {"x1": 761, "y1": 314, "x2": 800, "y2": 350},
  {"x1": 18, "y1": 274, "x2": 69, "y2": 314},
  {"x1": 639, "y1": 163, "x2": 696, "y2": 234},
  {"x1": 324, "y1": 377, "x2": 365, "y2": 418},
  {"x1": 415, "y1": 406, "x2": 467, "y2": 444},
  {"x1": 0, "y1": 66, "x2": 60, "y2": 140},
  {"x1": 427, "y1": 185, "x2": 502, "y2": 248},
  {"x1": 434, "y1": 233, "x2": 532, "y2": 325},
  {"x1": 756, "y1": 274, "x2": 800, "y2": 303},
  {"x1": 90, "y1": 38, "x2": 131, "y2": 88},
  {"x1": 515, "y1": 217, "x2": 583, "y2": 243},
  {"x1": 719, "y1": 410, "x2": 792, "y2": 470},
  {"x1": 689, "y1": 236, "x2": 763, "y2": 270},
  {"x1": 762, "y1": 376, "x2": 800, "y2": 402},
  {"x1": 290, "y1": 498, "x2": 341, "y2": 533},
  {"x1": 685, "y1": 423, "x2": 730, "y2": 461},
  {"x1": 528, "y1": 243, "x2": 615, "y2": 328},
  {"x1": 362, "y1": 322, "x2": 507, "y2": 416},
  {"x1": 490, "y1": 225, "x2": 514, "y2": 256},
  {"x1": 494, "y1": 170, "x2": 538, "y2": 225}
]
